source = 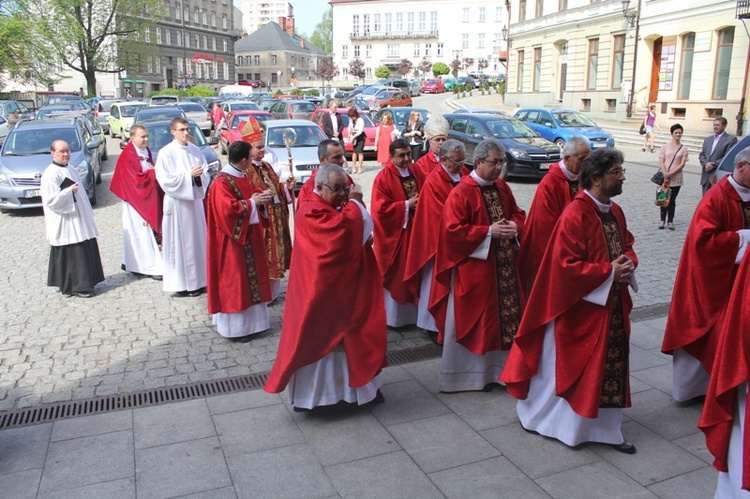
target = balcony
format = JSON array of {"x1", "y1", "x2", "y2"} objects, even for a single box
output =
[
  {"x1": 737, "y1": 0, "x2": 750, "y2": 18},
  {"x1": 349, "y1": 29, "x2": 438, "y2": 40}
]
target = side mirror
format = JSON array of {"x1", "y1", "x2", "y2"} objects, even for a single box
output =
[
  {"x1": 119, "y1": 141, "x2": 126, "y2": 150},
  {"x1": 221, "y1": 125, "x2": 228, "y2": 130},
  {"x1": 473, "y1": 133, "x2": 484, "y2": 139},
  {"x1": 87, "y1": 140, "x2": 99, "y2": 150},
  {"x1": 208, "y1": 136, "x2": 219, "y2": 145},
  {"x1": 543, "y1": 122, "x2": 554, "y2": 127}
]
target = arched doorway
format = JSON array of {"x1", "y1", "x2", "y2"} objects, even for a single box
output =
[{"x1": 649, "y1": 37, "x2": 662, "y2": 104}]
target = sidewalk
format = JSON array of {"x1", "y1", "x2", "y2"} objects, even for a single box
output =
[{"x1": 0, "y1": 315, "x2": 715, "y2": 499}]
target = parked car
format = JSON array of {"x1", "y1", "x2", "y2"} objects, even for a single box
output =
[
  {"x1": 457, "y1": 76, "x2": 475, "y2": 88},
  {"x1": 35, "y1": 105, "x2": 80, "y2": 120},
  {"x1": 340, "y1": 84, "x2": 377, "y2": 100},
  {"x1": 150, "y1": 95, "x2": 180, "y2": 106},
  {"x1": 218, "y1": 110, "x2": 275, "y2": 155},
  {"x1": 257, "y1": 97, "x2": 277, "y2": 111},
  {"x1": 381, "y1": 79, "x2": 410, "y2": 93},
  {"x1": 44, "y1": 94, "x2": 84, "y2": 106},
  {"x1": 444, "y1": 113, "x2": 561, "y2": 179},
  {"x1": 373, "y1": 107, "x2": 431, "y2": 132},
  {"x1": 442, "y1": 77, "x2": 459, "y2": 90},
  {"x1": 515, "y1": 107, "x2": 615, "y2": 149},
  {"x1": 237, "y1": 80, "x2": 266, "y2": 88},
  {"x1": 221, "y1": 100, "x2": 261, "y2": 114},
  {"x1": 77, "y1": 112, "x2": 108, "y2": 162},
  {"x1": 467, "y1": 73, "x2": 489, "y2": 88},
  {"x1": 0, "y1": 115, "x2": 9, "y2": 145},
  {"x1": 420, "y1": 79, "x2": 446, "y2": 94},
  {"x1": 407, "y1": 80, "x2": 421, "y2": 97},
  {"x1": 126, "y1": 106, "x2": 187, "y2": 140},
  {"x1": 120, "y1": 119, "x2": 221, "y2": 176},
  {"x1": 356, "y1": 85, "x2": 396, "y2": 104},
  {"x1": 0, "y1": 100, "x2": 33, "y2": 121},
  {"x1": 108, "y1": 101, "x2": 148, "y2": 138},
  {"x1": 372, "y1": 90, "x2": 412, "y2": 110},
  {"x1": 262, "y1": 119, "x2": 330, "y2": 189},
  {"x1": 310, "y1": 108, "x2": 377, "y2": 156},
  {"x1": 454, "y1": 107, "x2": 513, "y2": 119},
  {"x1": 178, "y1": 102, "x2": 212, "y2": 135},
  {"x1": 92, "y1": 99, "x2": 122, "y2": 133},
  {"x1": 716, "y1": 134, "x2": 750, "y2": 183},
  {"x1": 0, "y1": 115, "x2": 102, "y2": 210},
  {"x1": 268, "y1": 99, "x2": 318, "y2": 120}
]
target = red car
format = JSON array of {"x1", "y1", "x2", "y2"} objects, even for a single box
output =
[
  {"x1": 420, "y1": 78, "x2": 446, "y2": 94},
  {"x1": 310, "y1": 108, "x2": 377, "y2": 155},
  {"x1": 237, "y1": 80, "x2": 266, "y2": 88},
  {"x1": 218, "y1": 110, "x2": 274, "y2": 155},
  {"x1": 374, "y1": 90, "x2": 412, "y2": 109}
]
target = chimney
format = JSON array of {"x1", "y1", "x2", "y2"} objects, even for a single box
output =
[
  {"x1": 277, "y1": 16, "x2": 295, "y2": 37},
  {"x1": 300, "y1": 38, "x2": 305, "y2": 48}
]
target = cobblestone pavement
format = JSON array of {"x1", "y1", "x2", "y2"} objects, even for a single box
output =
[{"x1": 0, "y1": 94, "x2": 700, "y2": 411}]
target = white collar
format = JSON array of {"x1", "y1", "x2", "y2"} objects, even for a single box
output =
[
  {"x1": 223, "y1": 164, "x2": 246, "y2": 178},
  {"x1": 135, "y1": 146, "x2": 149, "y2": 159},
  {"x1": 395, "y1": 164, "x2": 411, "y2": 177},
  {"x1": 583, "y1": 189, "x2": 612, "y2": 213},
  {"x1": 440, "y1": 163, "x2": 461, "y2": 182},
  {"x1": 252, "y1": 160, "x2": 264, "y2": 167},
  {"x1": 470, "y1": 170, "x2": 493, "y2": 186},
  {"x1": 728, "y1": 175, "x2": 750, "y2": 202},
  {"x1": 559, "y1": 160, "x2": 579, "y2": 181}
]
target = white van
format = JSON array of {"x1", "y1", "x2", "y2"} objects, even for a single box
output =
[{"x1": 219, "y1": 85, "x2": 254, "y2": 97}]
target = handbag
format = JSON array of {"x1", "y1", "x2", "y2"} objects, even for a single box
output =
[
  {"x1": 650, "y1": 145, "x2": 683, "y2": 185},
  {"x1": 639, "y1": 124, "x2": 646, "y2": 135},
  {"x1": 655, "y1": 182, "x2": 672, "y2": 207}
]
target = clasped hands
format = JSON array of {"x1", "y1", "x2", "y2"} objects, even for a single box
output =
[
  {"x1": 612, "y1": 255, "x2": 635, "y2": 283},
  {"x1": 490, "y1": 219, "x2": 517, "y2": 240}
]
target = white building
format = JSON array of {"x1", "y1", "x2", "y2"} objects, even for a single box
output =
[
  {"x1": 330, "y1": 0, "x2": 508, "y2": 82},
  {"x1": 240, "y1": 0, "x2": 293, "y2": 35}
]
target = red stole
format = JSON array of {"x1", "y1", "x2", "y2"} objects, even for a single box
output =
[{"x1": 110, "y1": 142, "x2": 164, "y2": 233}]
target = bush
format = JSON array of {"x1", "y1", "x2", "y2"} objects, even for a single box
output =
[
  {"x1": 160, "y1": 88, "x2": 182, "y2": 96},
  {"x1": 289, "y1": 88, "x2": 303, "y2": 96},
  {"x1": 185, "y1": 85, "x2": 215, "y2": 97},
  {"x1": 304, "y1": 89, "x2": 320, "y2": 96},
  {"x1": 432, "y1": 62, "x2": 450, "y2": 77},
  {"x1": 274, "y1": 89, "x2": 282, "y2": 96},
  {"x1": 375, "y1": 65, "x2": 391, "y2": 79}
]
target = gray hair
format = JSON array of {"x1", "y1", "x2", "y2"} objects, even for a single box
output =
[
  {"x1": 438, "y1": 139, "x2": 465, "y2": 159},
  {"x1": 314, "y1": 164, "x2": 346, "y2": 190},
  {"x1": 735, "y1": 146, "x2": 750, "y2": 168},
  {"x1": 473, "y1": 138, "x2": 505, "y2": 162},
  {"x1": 562, "y1": 136, "x2": 590, "y2": 157}
]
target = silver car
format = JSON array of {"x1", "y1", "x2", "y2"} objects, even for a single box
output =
[
  {"x1": 268, "y1": 100, "x2": 317, "y2": 121},
  {"x1": 408, "y1": 80, "x2": 421, "y2": 97},
  {"x1": 263, "y1": 119, "x2": 329, "y2": 189},
  {"x1": 93, "y1": 99, "x2": 123, "y2": 133},
  {"x1": 178, "y1": 102, "x2": 211, "y2": 135}
]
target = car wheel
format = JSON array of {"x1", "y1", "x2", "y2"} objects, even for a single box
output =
[
  {"x1": 220, "y1": 140, "x2": 227, "y2": 155},
  {"x1": 101, "y1": 147, "x2": 108, "y2": 161},
  {"x1": 501, "y1": 156, "x2": 510, "y2": 180},
  {"x1": 555, "y1": 138, "x2": 565, "y2": 149},
  {"x1": 110, "y1": 127, "x2": 115, "y2": 138},
  {"x1": 89, "y1": 184, "x2": 97, "y2": 207}
]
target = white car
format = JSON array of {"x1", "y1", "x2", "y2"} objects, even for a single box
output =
[
  {"x1": 408, "y1": 80, "x2": 421, "y2": 97},
  {"x1": 262, "y1": 119, "x2": 329, "y2": 190},
  {"x1": 178, "y1": 102, "x2": 211, "y2": 135}
]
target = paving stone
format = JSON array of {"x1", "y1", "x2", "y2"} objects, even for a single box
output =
[
  {"x1": 325, "y1": 450, "x2": 443, "y2": 499},
  {"x1": 214, "y1": 404, "x2": 304, "y2": 457},
  {"x1": 379, "y1": 365, "x2": 416, "y2": 385},
  {"x1": 428, "y1": 456, "x2": 549, "y2": 498},
  {"x1": 671, "y1": 431, "x2": 714, "y2": 465},
  {"x1": 0, "y1": 423, "x2": 52, "y2": 475},
  {"x1": 646, "y1": 466, "x2": 718, "y2": 499},
  {"x1": 400, "y1": 357, "x2": 442, "y2": 394},
  {"x1": 369, "y1": 380, "x2": 451, "y2": 427},
  {"x1": 51, "y1": 410, "x2": 132, "y2": 441},
  {"x1": 228, "y1": 444, "x2": 335, "y2": 499},
  {"x1": 630, "y1": 323, "x2": 667, "y2": 351},
  {"x1": 0, "y1": 468, "x2": 41, "y2": 499},
  {"x1": 133, "y1": 399, "x2": 215, "y2": 449},
  {"x1": 627, "y1": 389, "x2": 703, "y2": 440},
  {"x1": 135, "y1": 436, "x2": 231, "y2": 499},
  {"x1": 37, "y1": 478, "x2": 136, "y2": 499},
  {"x1": 172, "y1": 486, "x2": 238, "y2": 499},
  {"x1": 631, "y1": 363, "x2": 674, "y2": 396},
  {"x1": 205, "y1": 389, "x2": 282, "y2": 415},
  {"x1": 536, "y1": 460, "x2": 657, "y2": 498},
  {"x1": 630, "y1": 344, "x2": 670, "y2": 373},
  {"x1": 435, "y1": 388, "x2": 519, "y2": 432}
]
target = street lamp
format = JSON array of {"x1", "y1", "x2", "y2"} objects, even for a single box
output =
[
  {"x1": 621, "y1": 0, "x2": 637, "y2": 29},
  {"x1": 622, "y1": 0, "x2": 642, "y2": 117},
  {"x1": 276, "y1": 69, "x2": 282, "y2": 90},
  {"x1": 291, "y1": 66, "x2": 295, "y2": 86}
]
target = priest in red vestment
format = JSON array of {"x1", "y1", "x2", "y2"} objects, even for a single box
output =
[
  {"x1": 517, "y1": 136, "x2": 590, "y2": 295},
  {"x1": 414, "y1": 115, "x2": 450, "y2": 177},
  {"x1": 662, "y1": 147, "x2": 750, "y2": 403},
  {"x1": 371, "y1": 138, "x2": 425, "y2": 327},
  {"x1": 110, "y1": 124, "x2": 164, "y2": 279},
  {"x1": 207, "y1": 140, "x2": 274, "y2": 342},
  {"x1": 428, "y1": 138, "x2": 526, "y2": 392},
  {"x1": 265, "y1": 164, "x2": 387, "y2": 411},
  {"x1": 699, "y1": 250, "x2": 750, "y2": 496},
  {"x1": 295, "y1": 139, "x2": 352, "y2": 209},
  {"x1": 403, "y1": 139, "x2": 469, "y2": 338},
  {"x1": 240, "y1": 118, "x2": 295, "y2": 301},
  {"x1": 501, "y1": 148, "x2": 639, "y2": 454}
]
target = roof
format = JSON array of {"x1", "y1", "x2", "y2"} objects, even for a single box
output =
[{"x1": 235, "y1": 22, "x2": 327, "y2": 56}]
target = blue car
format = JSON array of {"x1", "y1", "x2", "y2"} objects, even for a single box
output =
[{"x1": 515, "y1": 108, "x2": 614, "y2": 150}]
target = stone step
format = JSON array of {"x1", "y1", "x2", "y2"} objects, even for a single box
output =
[{"x1": 606, "y1": 126, "x2": 703, "y2": 151}]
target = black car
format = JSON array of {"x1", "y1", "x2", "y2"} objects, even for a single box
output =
[
  {"x1": 444, "y1": 113, "x2": 561, "y2": 179},
  {"x1": 126, "y1": 106, "x2": 187, "y2": 139}
]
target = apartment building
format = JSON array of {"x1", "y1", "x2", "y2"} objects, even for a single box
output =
[{"x1": 240, "y1": 0, "x2": 293, "y2": 35}]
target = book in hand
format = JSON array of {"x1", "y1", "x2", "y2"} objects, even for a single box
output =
[{"x1": 59, "y1": 177, "x2": 77, "y2": 202}]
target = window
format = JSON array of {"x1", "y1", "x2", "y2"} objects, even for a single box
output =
[
  {"x1": 254, "y1": 73, "x2": 260, "y2": 81},
  {"x1": 212, "y1": 13, "x2": 216, "y2": 27},
  {"x1": 271, "y1": 54, "x2": 278, "y2": 64},
  {"x1": 224, "y1": 63, "x2": 229, "y2": 81},
  {"x1": 462, "y1": 34, "x2": 469, "y2": 49},
  {"x1": 166, "y1": 30, "x2": 172, "y2": 45},
  {"x1": 418, "y1": 12, "x2": 426, "y2": 30},
  {"x1": 213, "y1": 37, "x2": 217, "y2": 51},
  {"x1": 374, "y1": 13, "x2": 381, "y2": 32},
  {"x1": 612, "y1": 34, "x2": 624, "y2": 89},
  {"x1": 176, "y1": 32, "x2": 182, "y2": 47},
  {"x1": 517, "y1": 50, "x2": 524, "y2": 91},
  {"x1": 202, "y1": 9, "x2": 207, "y2": 24},
  {"x1": 203, "y1": 35, "x2": 208, "y2": 50},
  {"x1": 145, "y1": 29, "x2": 150, "y2": 43},
  {"x1": 388, "y1": 44, "x2": 399, "y2": 57},
  {"x1": 363, "y1": 14, "x2": 370, "y2": 33},
  {"x1": 463, "y1": 8, "x2": 469, "y2": 22},
  {"x1": 354, "y1": 45, "x2": 360, "y2": 57},
  {"x1": 437, "y1": 43, "x2": 443, "y2": 56},
  {"x1": 222, "y1": 15, "x2": 227, "y2": 29},
  {"x1": 222, "y1": 39, "x2": 226, "y2": 53},
  {"x1": 396, "y1": 12, "x2": 403, "y2": 31},
  {"x1": 185, "y1": 32, "x2": 189, "y2": 48},
  {"x1": 519, "y1": 0, "x2": 526, "y2": 21},
  {"x1": 385, "y1": 13, "x2": 392, "y2": 33},
  {"x1": 713, "y1": 27, "x2": 734, "y2": 100},
  {"x1": 366, "y1": 45, "x2": 372, "y2": 57},
  {"x1": 430, "y1": 11, "x2": 437, "y2": 32},
  {"x1": 237, "y1": 56, "x2": 243, "y2": 65},
  {"x1": 496, "y1": 6, "x2": 502, "y2": 21},
  {"x1": 659, "y1": 37, "x2": 676, "y2": 91},
  {"x1": 156, "y1": 28, "x2": 161, "y2": 44},
  {"x1": 175, "y1": 3, "x2": 181, "y2": 20},
  {"x1": 536, "y1": 0, "x2": 543, "y2": 18},
  {"x1": 177, "y1": 58, "x2": 183, "y2": 75},
  {"x1": 353, "y1": 14, "x2": 359, "y2": 35},
  {"x1": 533, "y1": 47, "x2": 541, "y2": 91},
  {"x1": 425, "y1": 43, "x2": 432, "y2": 56},
  {"x1": 413, "y1": 44, "x2": 420, "y2": 57},
  {"x1": 342, "y1": 45, "x2": 348, "y2": 58},
  {"x1": 479, "y1": 7, "x2": 486, "y2": 22},
  {"x1": 254, "y1": 55, "x2": 260, "y2": 64},
  {"x1": 343, "y1": 68, "x2": 348, "y2": 78},
  {"x1": 478, "y1": 33, "x2": 485, "y2": 49},
  {"x1": 587, "y1": 38, "x2": 598, "y2": 90},
  {"x1": 193, "y1": 8, "x2": 199, "y2": 23},
  {"x1": 407, "y1": 12, "x2": 414, "y2": 32},
  {"x1": 559, "y1": 0, "x2": 567, "y2": 10},
  {"x1": 366, "y1": 67, "x2": 372, "y2": 78},
  {"x1": 271, "y1": 73, "x2": 278, "y2": 84},
  {"x1": 679, "y1": 33, "x2": 695, "y2": 100},
  {"x1": 184, "y1": 6, "x2": 189, "y2": 20}
]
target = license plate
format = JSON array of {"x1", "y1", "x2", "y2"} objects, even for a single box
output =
[
  {"x1": 25, "y1": 189, "x2": 40, "y2": 198},
  {"x1": 592, "y1": 143, "x2": 606, "y2": 148},
  {"x1": 539, "y1": 163, "x2": 552, "y2": 171},
  {"x1": 301, "y1": 176, "x2": 309, "y2": 183}
]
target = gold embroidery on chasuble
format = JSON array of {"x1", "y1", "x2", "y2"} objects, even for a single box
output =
[
  {"x1": 247, "y1": 163, "x2": 292, "y2": 279},
  {"x1": 568, "y1": 180, "x2": 581, "y2": 199},
  {"x1": 598, "y1": 211, "x2": 628, "y2": 408},
  {"x1": 479, "y1": 185, "x2": 521, "y2": 349},
  {"x1": 399, "y1": 175, "x2": 419, "y2": 200},
  {"x1": 216, "y1": 174, "x2": 264, "y2": 304},
  {"x1": 742, "y1": 201, "x2": 750, "y2": 229}
]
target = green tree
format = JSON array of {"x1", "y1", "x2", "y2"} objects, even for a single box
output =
[
  {"x1": 0, "y1": 6, "x2": 56, "y2": 88},
  {"x1": 25, "y1": 0, "x2": 164, "y2": 96},
  {"x1": 432, "y1": 62, "x2": 450, "y2": 77},
  {"x1": 375, "y1": 65, "x2": 390, "y2": 79},
  {"x1": 186, "y1": 85, "x2": 215, "y2": 97},
  {"x1": 309, "y1": 8, "x2": 332, "y2": 54}
]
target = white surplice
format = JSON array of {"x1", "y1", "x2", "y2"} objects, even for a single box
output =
[
  {"x1": 40, "y1": 162, "x2": 99, "y2": 246},
  {"x1": 211, "y1": 164, "x2": 270, "y2": 338},
  {"x1": 672, "y1": 348, "x2": 710, "y2": 402},
  {"x1": 716, "y1": 382, "x2": 750, "y2": 498},
  {"x1": 121, "y1": 147, "x2": 163, "y2": 277},
  {"x1": 155, "y1": 140, "x2": 210, "y2": 293},
  {"x1": 417, "y1": 258, "x2": 437, "y2": 331}
]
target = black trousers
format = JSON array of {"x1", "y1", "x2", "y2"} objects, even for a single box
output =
[{"x1": 660, "y1": 185, "x2": 681, "y2": 223}]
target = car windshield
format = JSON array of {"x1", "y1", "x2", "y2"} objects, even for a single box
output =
[
  {"x1": 99, "y1": 101, "x2": 119, "y2": 111},
  {"x1": 361, "y1": 86, "x2": 385, "y2": 96},
  {"x1": 136, "y1": 109, "x2": 183, "y2": 121},
  {"x1": 553, "y1": 111, "x2": 597, "y2": 127},
  {"x1": 3, "y1": 128, "x2": 81, "y2": 155},
  {"x1": 147, "y1": 123, "x2": 206, "y2": 149},
  {"x1": 229, "y1": 102, "x2": 260, "y2": 111},
  {"x1": 486, "y1": 119, "x2": 538, "y2": 139},
  {"x1": 36, "y1": 107, "x2": 71, "y2": 119},
  {"x1": 425, "y1": 80, "x2": 439, "y2": 85},
  {"x1": 178, "y1": 103, "x2": 205, "y2": 113},
  {"x1": 230, "y1": 114, "x2": 270, "y2": 128},
  {"x1": 266, "y1": 125, "x2": 328, "y2": 148},
  {"x1": 119, "y1": 105, "x2": 147, "y2": 117}
]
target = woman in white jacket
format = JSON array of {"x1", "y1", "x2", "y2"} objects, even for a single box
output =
[{"x1": 347, "y1": 108, "x2": 366, "y2": 174}]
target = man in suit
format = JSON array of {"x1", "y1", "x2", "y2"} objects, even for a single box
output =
[
  {"x1": 321, "y1": 100, "x2": 345, "y2": 151},
  {"x1": 700, "y1": 117, "x2": 738, "y2": 196}
]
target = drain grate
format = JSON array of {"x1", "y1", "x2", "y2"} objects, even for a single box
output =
[{"x1": 0, "y1": 304, "x2": 667, "y2": 430}]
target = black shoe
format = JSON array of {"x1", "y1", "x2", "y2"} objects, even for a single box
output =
[
  {"x1": 187, "y1": 287, "x2": 206, "y2": 297},
  {"x1": 427, "y1": 330, "x2": 440, "y2": 345},
  {"x1": 610, "y1": 441, "x2": 637, "y2": 454},
  {"x1": 293, "y1": 406, "x2": 311, "y2": 413},
  {"x1": 173, "y1": 290, "x2": 190, "y2": 297},
  {"x1": 227, "y1": 335, "x2": 253, "y2": 343},
  {"x1": 150, "y1": 275, "x2": 163, "y2": 281},
  {"x1": 73, "y1": 291, "x2": 92, "y2": 298},
  {"x1": 364, "y1": 390, "x2": 385, "y2": 407}
]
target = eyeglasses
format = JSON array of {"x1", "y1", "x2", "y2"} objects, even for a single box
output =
[
  {"x1": 480, "y1": 158, "x2": 504, "y2": 166},
  {"x1": 174, "y1": 127, "x2": 190, "y2": 132},
  {"x1": 323, "y1": 184, "x2": 350, "y2": 194},
  {"x1": 444, "y1": 157, "x2": 466, "y2": 167},
  {"x1": 607, "y1": 168, "x2": 626, "y2": 176}
]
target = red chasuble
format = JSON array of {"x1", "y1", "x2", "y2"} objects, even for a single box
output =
[
  {"x1": 296, "y1": 169, "x2": 355, "y2": 210},
  {"x1": 371, "y1": 161, "x2": 424, "y2": 304},
  {"x1": 699, "y1": 252, "x2": 750, "y2": 490},
  {"x1": 264, "y1": 197, "x2": 387, "y2": 392},
  {"x1": 428, "y1": 175, "x2": 526, "y2": 355},
  {"x1": 500, "y1": 192, "x2": 637, "y2": 418},
  {"x1": 110, "y1": 142, "x2": 164, "y2": 233},
  {"x1": 662, "y1": 177, "x2": 748, "y2": 371},
  {"x1": 415, "y1": 151, "x2": 440, "y2": 177},
  {"x1": 517, "y1": 163, "x2": 580, "y2": 296},
  {"x1": 403, "y1": 165, "x2": 468, "y2": 296},
  {"x1": 206, "y1": 173, "x2": 272, "y2": 314}
]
